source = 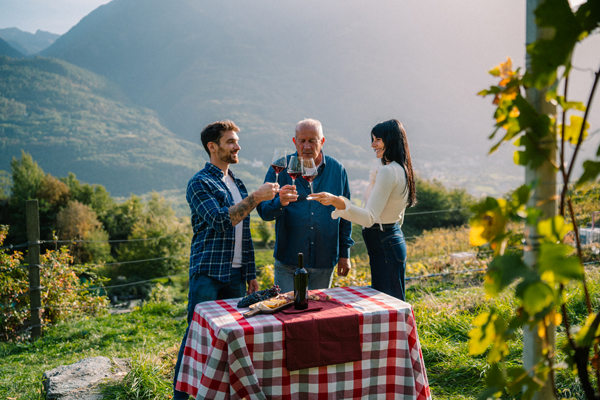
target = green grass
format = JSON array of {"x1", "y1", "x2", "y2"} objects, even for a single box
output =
[
  {"x1": 3, "y1": 269, "x2": 600, "y2": 399},
  {"x1": 0, "y1": 301, "x2": 187, "y2": 399}
]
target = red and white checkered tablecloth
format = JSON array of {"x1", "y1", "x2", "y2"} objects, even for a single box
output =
[{"x1": 175, "y1": 286, "x2": 431, "y2": 400}]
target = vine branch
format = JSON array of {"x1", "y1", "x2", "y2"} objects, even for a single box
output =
[
  {"x1": 559, "y1": 75, "x2": 569, "y2": 216},
  {"x1": 565, "y1": 64, "x2": 600, "y2": 187}
]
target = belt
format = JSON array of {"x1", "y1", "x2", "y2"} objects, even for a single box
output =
[{"x1": 364, "y1": 222, "x2": 399, "y2": 231}]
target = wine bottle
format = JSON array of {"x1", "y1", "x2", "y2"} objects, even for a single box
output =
[{"x1": 294, "y1": 253, "x2": 308, "y2": 310}]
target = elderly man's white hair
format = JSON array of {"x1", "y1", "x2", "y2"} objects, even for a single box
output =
[{"x1": 295, "y1": 118, "x2": 323, "y2": 138}]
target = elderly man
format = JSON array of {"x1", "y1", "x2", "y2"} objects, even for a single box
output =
[
  {"x1": 173, "y1": 120, "x2": 279, "y2": 400},
  {"x1": 257, "y1": 118, "x2": 354, "y2": 292}
]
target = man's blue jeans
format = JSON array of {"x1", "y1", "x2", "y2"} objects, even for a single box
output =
[
  {"x1": 362, "y1": 223, "x2": 407, "y2": 301},
  {"x1": 274, "y1": 259, "x2": 334, "y2": 294},
  {"x1": 173, "y1": 268, "x2": 246, "y2": 400}
]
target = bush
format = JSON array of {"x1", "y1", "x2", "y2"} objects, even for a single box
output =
[{"x1": 0, "y1": 225, "x2": 109, "y2": 341}]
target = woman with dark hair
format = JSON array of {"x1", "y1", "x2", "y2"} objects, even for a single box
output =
[{"x1": 309, "y1": 119, "x2": 416, "y2": 300}]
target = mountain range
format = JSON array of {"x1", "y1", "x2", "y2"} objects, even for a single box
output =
[
  {"x1": 2, "y1": 0, "x2": 599, "y2": 199},
  {"x1": 0, "y1": 56, "x2": 208, "y2": 196},
  {"x1": 0, "y1": 37, "x2": 22, "y2": 58},
  {"x1": 0, "y1": 28, "x2": 59, "y2": 55}
]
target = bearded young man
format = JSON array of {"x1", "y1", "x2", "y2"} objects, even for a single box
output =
[{"x1": 173, "y1": 120, "x2": 279, "y2": 400}]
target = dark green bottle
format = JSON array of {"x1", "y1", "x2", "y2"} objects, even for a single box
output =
[{"x1": 294, "y1": 253, "x2": 308, "y2": 310}]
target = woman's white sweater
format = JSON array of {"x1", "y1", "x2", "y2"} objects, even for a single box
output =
[{"x1": 331, "y1": 161, "x2": 408, "y2": 228}]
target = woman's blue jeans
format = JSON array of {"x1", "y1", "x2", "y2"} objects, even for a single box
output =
[{"x1": 362, "y1": 223, "x2": 407, "y2": 301}]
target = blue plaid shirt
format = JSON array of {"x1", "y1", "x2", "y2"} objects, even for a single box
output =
[{"x1": 186, "y1": 162, "x2": 256, "y2": 283}]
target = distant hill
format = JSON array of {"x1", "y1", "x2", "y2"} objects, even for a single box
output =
[
  {"x1": 41, "y1": 0, "x2": 533, "y2": 183},
  {"x1": 0, "y1": 56, "x2": 210, "y2": 196},
  {"x1": 0, "y1": 37, "x2": 23, "y2": 58},
  {"x1": 0, "y1": 28, "x2": 59, "y2": 55}
]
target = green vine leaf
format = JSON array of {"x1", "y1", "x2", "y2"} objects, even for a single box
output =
[
  {"x1": 537, "y1": 215, "x2": 573, "y2": 243},
  {"x1": 577, "y1": 160, "x2": 600, "y2": 186},
  {"x1": 538, "y1": 242, "x2": 583, "y2": 285},
  {"x1": 521, "y1": 280, "x2": 554, "y2": 314},
  {"x1": 575, "y1": 0, "x2": 600, "y2": 34},
  {"x1": 526, "y1": 0, "x2": 582, "y2": 88},
  {"x1": 485, "y1": 254, "x2": 529, "y2": 297},
  {"x1": 556, "y1": 96, "x2": 586, "y2": 112}
]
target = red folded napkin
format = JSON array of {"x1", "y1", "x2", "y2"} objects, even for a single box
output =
[
  {"x1": 280, "y1": 302, "x2": 323, "y2": 314},
  {"x1": 274, "y1": 293, "x2": 362, "y2": 371}
]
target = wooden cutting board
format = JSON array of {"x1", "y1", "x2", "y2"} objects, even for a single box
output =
[{"x1": 242, "y1": 300, "x2": 293, "y2": 317}]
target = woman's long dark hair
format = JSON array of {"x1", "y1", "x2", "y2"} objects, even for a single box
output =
[{"x1": 371, "y1": 119, "x2": 417, "y2": 207}]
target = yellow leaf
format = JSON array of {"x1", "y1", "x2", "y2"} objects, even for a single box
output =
[
  {"x1": 470, "y1": 225, "x2": 487, "y2": 246},
  {"x1": 560, "y1": 115, "x2": 589, "y2": 145},
  {"x1": 470, "y1": 210, "x2": 507, "y2": 246}
]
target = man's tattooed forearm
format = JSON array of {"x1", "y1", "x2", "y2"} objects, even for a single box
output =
[{"x1": 229, "y1": 194, "x2": 257, "y2": 226}]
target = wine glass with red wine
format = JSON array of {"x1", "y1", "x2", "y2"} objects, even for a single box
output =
[
  {"x1": 287, "y1": 156, "x2": 302, "y2": 186},
  {"x1": 301, "y1": 158, "x2": 318, "y2": 194},
  {"x1": 270, "y1": 149, "x2": 287, "y2": 183}
]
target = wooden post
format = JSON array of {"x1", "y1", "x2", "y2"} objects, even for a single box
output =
[
  {"x1": 26, "y1": 199, "x2": 42, "y2": 339},
  {"x1": 523, "y1": 0, "x2": 557, "y2": 398}
]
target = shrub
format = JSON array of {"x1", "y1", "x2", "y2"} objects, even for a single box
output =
[{"x1": 0, "y1": 225, "x2": 109, "y2": 341}]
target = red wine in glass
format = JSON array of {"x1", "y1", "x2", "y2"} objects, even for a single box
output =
[
  {"x1": 301, "y1": 158, "x2": 318, "y2": 193},
  {"x1": 287, "y1": 156, "x2": 302, "y2": 186},
  {"x1": 271, "y1": 165, "x2": 285, "y2": 174},
  {"x1": 288, "y1": 172, "x2": 302, "y2": 181},
  {"x1": 271, "y1": 149, "x2": 287, "y2": 183}
]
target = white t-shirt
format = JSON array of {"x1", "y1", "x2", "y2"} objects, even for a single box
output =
[{"x1": 223, "y1": 174, "x2": 243, "y2": 269}]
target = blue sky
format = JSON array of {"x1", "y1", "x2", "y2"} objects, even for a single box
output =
[{"x1": 0, "y1": 0, "x2": 111, "y2": 34}]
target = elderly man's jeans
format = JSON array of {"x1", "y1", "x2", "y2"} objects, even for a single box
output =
[
  {"x1": 362, "y1": 224, "x2": 407, "y2": 301},
  {"x1": 173, "y1": 268, "x2": 246, "y2": 400}
]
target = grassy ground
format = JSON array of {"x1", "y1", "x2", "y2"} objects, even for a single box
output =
[{"x1": 2, "y1": 251, "x2": 598, "y2": 399}]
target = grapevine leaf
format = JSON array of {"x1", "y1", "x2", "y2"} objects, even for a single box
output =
[
  {"x1": 485, "y1": 364, "x2": 506, "y2": 394},
  {"x1": 511, "y1": 184, "x2": 531, "y2": 208},
  {"x1": 526, "y1": 0, "x2": 582, "y2": 88},
  {"x1": 537, "y1": 216, "x2": 573, "y2": 243},
  {"x1": 556, "y1": 96, "x2": 586, "y2": 112},
  {"x1": 469, "y1": 312, "x2": 496, "y2": 355},
  {"x1": 506, "y1": 366, "x2": 541, "y2": 396},
  {"x1": 538, "y1": 242, "x2": 583, "y2": 283},
  {"x1": 477, "y1": 387, "x2": 502, "y2": 400},
  {"x1": 521, "y1": 280, "x2": 554, "y2": 314},
  {"x1": 575, "y1": 0, "x2": 600, "y2": 34},
  {"x1": 574, "y1": 313, "x2": 600, "y2": 348},
  {"x1": 560, "y1": 115, "x2": 589, "y2": 145},
  {"x1": 469, "y1": 198, "x2": 507, "y2": 246},
  {"x1": 577, "y1": 160, "x2": 600, "y2": 186},
  {"x1": 513, "y1": 135, "x2": 550, "y2": 169},
  {"x1": 485, "y1": 255, "x2": 529, "y2": 297}
]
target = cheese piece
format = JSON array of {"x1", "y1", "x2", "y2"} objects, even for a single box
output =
[{"x1": 262, "y1": 299, "x2": 287, "y2": 308}]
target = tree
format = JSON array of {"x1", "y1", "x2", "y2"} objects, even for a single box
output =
[
  {"x1": 56, "y1": 200, "x2": 111, "y2": 263},
  {"x1": 106, "y1": 193, "x2": 191, "y2": 298},
  {"x1": 467, "y1": 1, "x2": 600, "y2": 398},
  {"x1": 402, "y1": 177, "x2": 474, "y2": 237},
  {"x1": 9, "y1": 150, "x2": 44, "y2": 203},
  {"x1": 4, "y1": 151, "x2": 46, "y2": 245},
  {"x1": 0, "y1": 170, "x2": 11, "y2": 200}
]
